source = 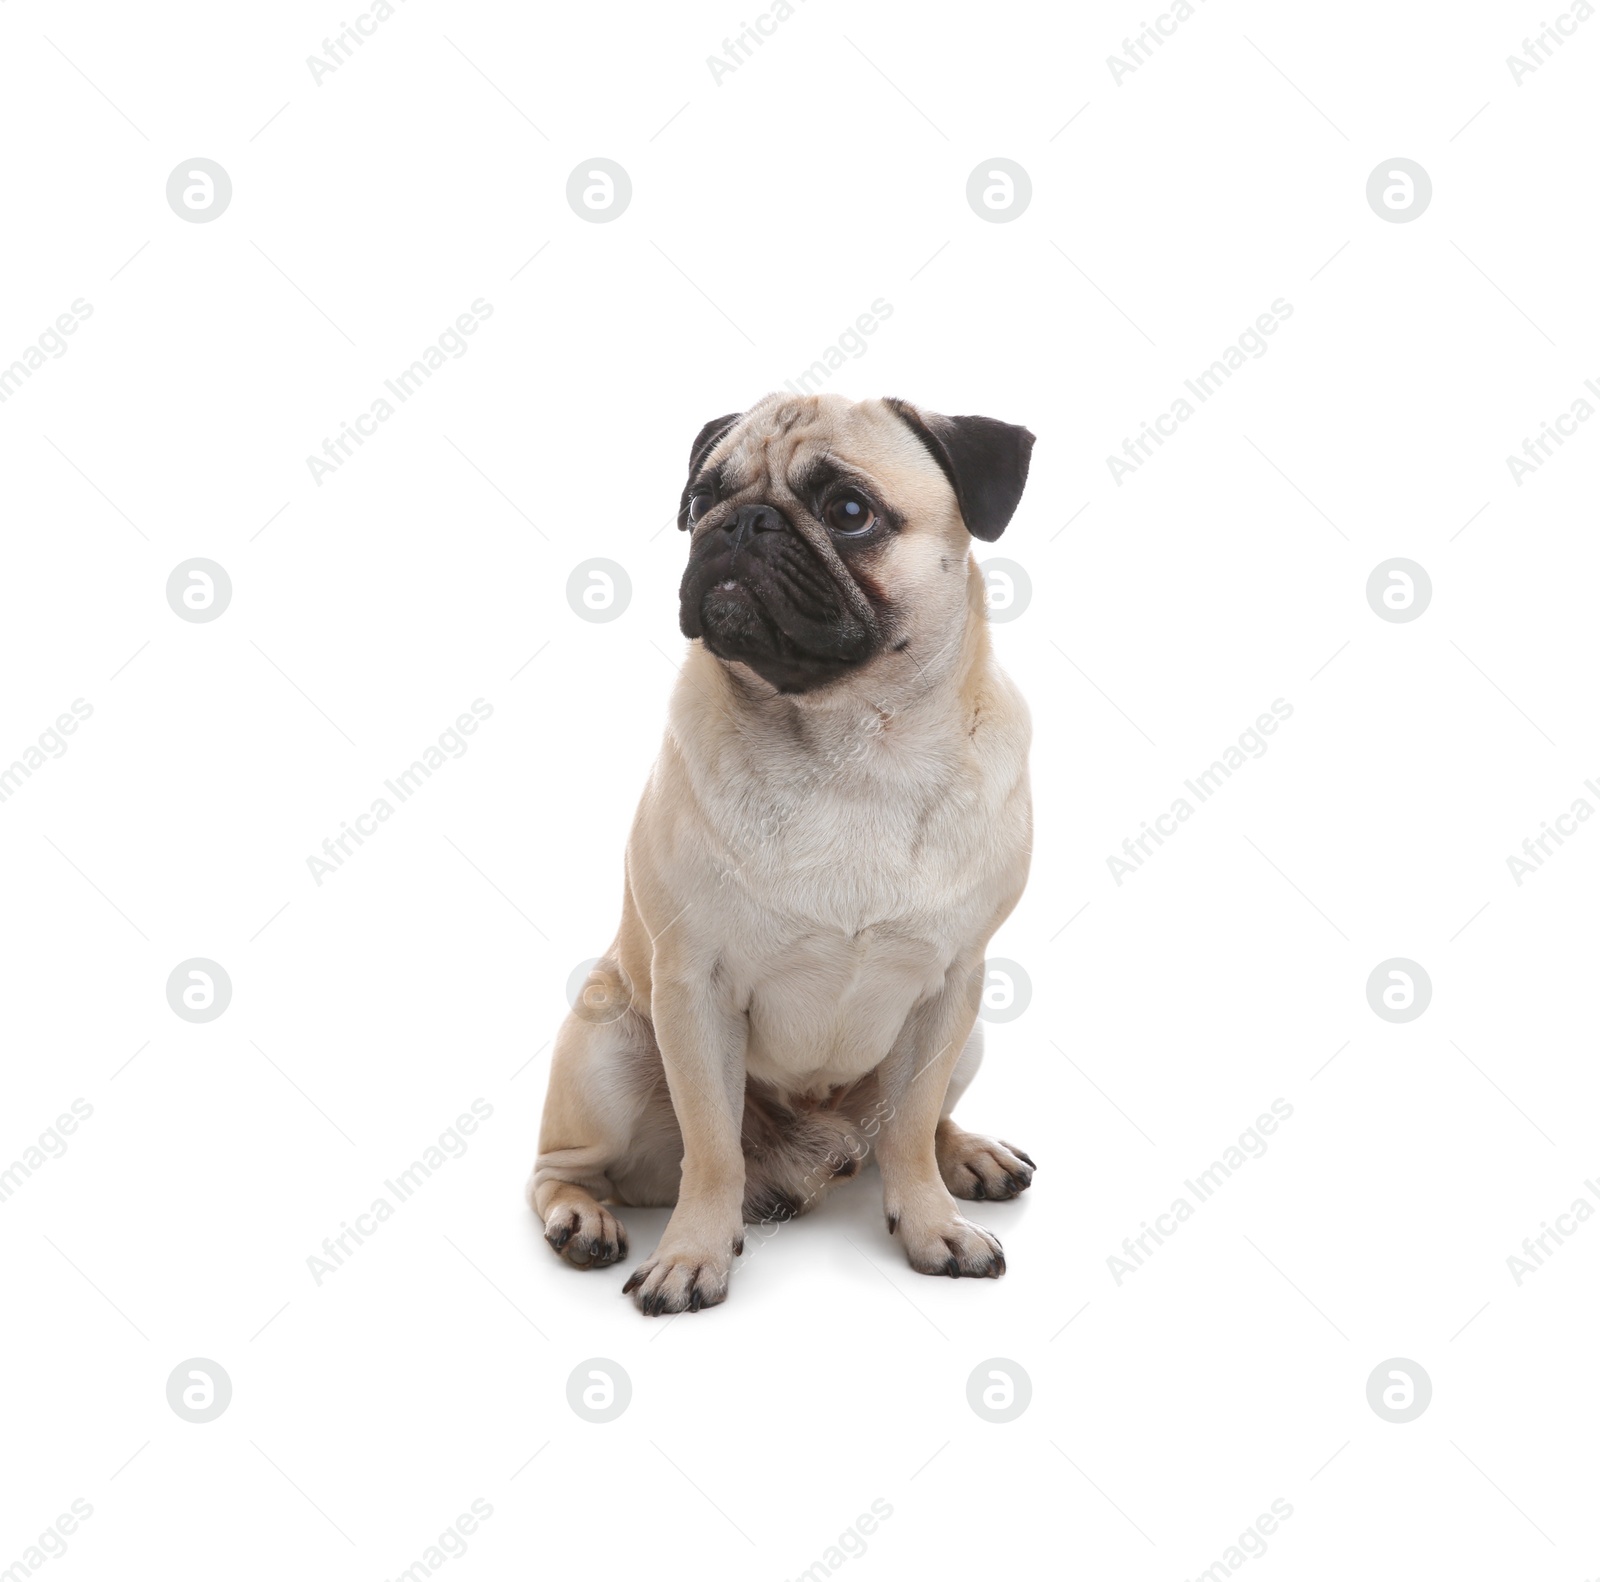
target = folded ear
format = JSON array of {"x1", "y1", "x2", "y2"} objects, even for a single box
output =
[
  {"x1": 679, "y1": 412, "x2": 741, "y2": 530},
  {"x1": 687, "y1": 412, "x2": 741, "y2": 480},
  {"x1": 884, "y1": 398, "x2": 1035, "y2": 541}
]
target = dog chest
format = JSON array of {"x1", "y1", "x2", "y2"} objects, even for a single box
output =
[{"x1": 740, "y1": 920, "x2": 953, "y2": 1085}]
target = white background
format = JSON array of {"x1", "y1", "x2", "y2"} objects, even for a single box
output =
[{"x1": 3, "y1": 1, "x2": 1598, "y2": 1578}]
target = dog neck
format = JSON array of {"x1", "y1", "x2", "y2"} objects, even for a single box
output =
[{"x1": 674, "y1": 555, "x2": 995, "y2": 769}]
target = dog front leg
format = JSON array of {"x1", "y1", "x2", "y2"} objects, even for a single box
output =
[
  {"x1": 876, "y1": 960, "x2": 1007, "y2": 1279},
  {"x1": 622, "y1": 973, "x2": 748, "y2": 1314}
]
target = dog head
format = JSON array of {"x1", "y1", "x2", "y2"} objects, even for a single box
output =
[{"x1": 677, "y1": 394, "x2": 1034, "y2": 695}]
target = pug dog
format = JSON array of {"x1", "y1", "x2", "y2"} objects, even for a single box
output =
[{"x1": 527, "y1": 392, "x2": 1036, "y2": 1314}]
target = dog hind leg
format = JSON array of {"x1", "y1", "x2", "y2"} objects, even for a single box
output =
[
  {"x1": 933, "y1": 1023, "x2": 1035, "y2": 1202},
  {"x1": 528, "y1": 961, "x2": 676, "y2": 1268}
]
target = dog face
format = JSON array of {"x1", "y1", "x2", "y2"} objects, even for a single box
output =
[{"x1": 677, "y1": 394, "x2": 1034, "y2": 694}]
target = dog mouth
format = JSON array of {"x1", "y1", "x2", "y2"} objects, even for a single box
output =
[
  {"x1": 680, "y1": 539, "x2": 878, "y2": 693},
  {"x1": 697, "y1": 577, "x2": 839, "y2": 665}
]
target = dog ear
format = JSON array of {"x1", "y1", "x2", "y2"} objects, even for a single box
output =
[
  {"x1": 680, "y1": 412, "x2": 742, "y2": 531},
  {"x1": 885, "y1": 398, "x2": 1035, "y2": 541},
  {"x1": 687, "y1": 412, "x2": 741, "y2": 481}
]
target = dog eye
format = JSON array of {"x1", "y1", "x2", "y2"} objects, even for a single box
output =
[
  {"x1": 686, "y1": 491, "x2": 713, "y2": 524},
  {"x1": 824, "y1": 493, "x2": 877, "y2": 537}
]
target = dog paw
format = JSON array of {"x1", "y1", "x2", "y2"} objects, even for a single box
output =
[
  {"x1": 544, "y1": 1200, "x2": 629, "y2": 1269},
  {"x1": 895, "y1": 1212, "x2": 1006, "y2": 1279},
  {"x1": 622, "y1": 1240, "x2": 737, "y2": 1315},
  {"x1": 938, "y1": 1128, "x2": 1035, "y2": 1202}
]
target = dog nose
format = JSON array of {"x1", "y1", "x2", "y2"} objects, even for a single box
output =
[{"x1": 724, "y1": 503, "x2": 787, "y2": 550}]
